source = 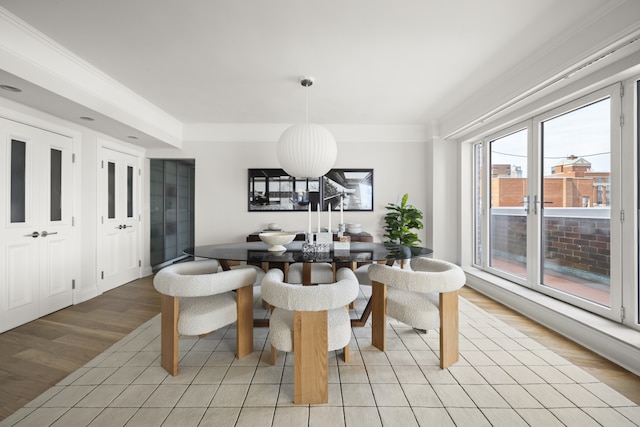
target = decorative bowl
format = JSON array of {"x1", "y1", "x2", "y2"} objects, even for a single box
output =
[
  {"x1": 259, "y1": 232, "x2": 296, "y2": 252},
  {"x1": 347, "y1": 223, "x2": 362, "y2": 234}
]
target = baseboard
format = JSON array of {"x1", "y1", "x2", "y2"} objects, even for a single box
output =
[
  {"x1": 73, "y1": 286, "x2": 99, "y2": 305},
  {"x1": 464, "y1": 267, "x2": 640, "y2": 377}
]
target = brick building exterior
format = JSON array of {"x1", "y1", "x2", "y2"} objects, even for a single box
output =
[{"x1": 491, "y1": 155, "x2": 610, "y2": 208}]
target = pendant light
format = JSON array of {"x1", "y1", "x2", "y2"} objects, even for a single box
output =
[{"x1": 277, "y1": 76, "x2": 337, "y2": 178}]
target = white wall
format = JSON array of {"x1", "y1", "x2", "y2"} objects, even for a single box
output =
[
  {"x1": 425, "y1": 135, "x2": 460, "y2": 263},
  {"x1": 147, "y1": 133, "x2": 430, "y2": 248}
]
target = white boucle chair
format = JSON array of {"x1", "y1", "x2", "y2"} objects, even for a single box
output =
[
  {"x1": 153, "y1": 259, "x2": 257, "y2": 376},
  {"x1": 261, "y1": 267, "x2": 359, "y2": 404},
  {"x1": 225, "y1": 263, "x2": 265, "y2": 288},
  {"x1": 368, "y1": 257, "x2": 466, "y2": 369}
]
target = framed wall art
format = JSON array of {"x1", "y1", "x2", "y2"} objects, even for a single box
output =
[{"x1": 248, "y1": 168, "x2": 373, "y2": 212}]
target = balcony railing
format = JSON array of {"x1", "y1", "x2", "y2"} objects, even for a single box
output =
[{"x1": 488, "y1": 207, "x2": 610, "y2": 306}]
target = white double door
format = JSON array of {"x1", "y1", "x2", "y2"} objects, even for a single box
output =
[
  {"x1": 0, "y1": 118, "x2": 74, "y2": 333},
  {"x1": 97, "y1": 146, "x2": 140, "y2": 293}
]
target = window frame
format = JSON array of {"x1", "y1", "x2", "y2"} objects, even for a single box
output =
[{"x1": 473, "y1": 84, "x2": 624, "y2": 323}]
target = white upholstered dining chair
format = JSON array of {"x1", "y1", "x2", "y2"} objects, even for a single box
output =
[
  {"x1": 286, "y1": 262, "x2": 334, "y2": 284},
  {"x1": 367, "y1": 256, "x2": 466, "y2": 369},
  {"x1": 261, "y1": 267, "x2": 359, "y2": 404},
  {"x1": 153, "y1": 259, "x2": 257, "y2": 375}
]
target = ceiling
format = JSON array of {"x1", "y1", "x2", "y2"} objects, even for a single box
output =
[{"x1": 0, "y1": 0, "x2": 616, "y2": 144}]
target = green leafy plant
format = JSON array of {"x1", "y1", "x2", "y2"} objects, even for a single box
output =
[{"x1": 383, "y1": 193, "x2": 424, "y2": 247}]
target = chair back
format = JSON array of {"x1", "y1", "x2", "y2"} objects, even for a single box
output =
[
  {"x1": 368, "y1": 257, "x2": 465, "y2": 293},
  {"x1": 262, "y1": 267, "x2": 359, "y2": 311},
  {"x1": 154, "y1": 260, "x2": 257, "y2": 297}
]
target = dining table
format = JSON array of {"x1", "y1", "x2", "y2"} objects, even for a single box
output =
[{"x1": 184, "y1": 241, "x2": 433, "y2": 327}]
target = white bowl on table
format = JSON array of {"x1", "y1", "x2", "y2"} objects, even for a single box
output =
[
  {"x1": 259, "y1": 232, "x2": 297, "y2": 252},
  {"x1": 347, "y1": 223, "x2": 362, "y2": 234}
]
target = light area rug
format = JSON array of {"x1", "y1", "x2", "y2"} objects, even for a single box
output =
[{"x1": 2, "y1": 290, "x2": 639, "y2": 427}]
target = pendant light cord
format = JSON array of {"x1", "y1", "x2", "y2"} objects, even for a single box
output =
[{"x1": 305, "y1": 84, "x2": 309, "y2": 123}]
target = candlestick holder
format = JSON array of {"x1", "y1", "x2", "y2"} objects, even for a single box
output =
[
  {"x1": 315, "y1": 242, "x2": 330, "y2": 253},
  {"x1": 302, "y1": 232, "x2": 316, "y2": 254},
  {"x1": 338, "y1": 223, "x2": 346, "y2": 238}
]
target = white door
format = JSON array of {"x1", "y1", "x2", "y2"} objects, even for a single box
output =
[
  {"x1": 98, "y1": 147, "x2": 140, "y2": 292},
  {"x1": 0, "y1": 118, "x2": 74, "y2": 332}
]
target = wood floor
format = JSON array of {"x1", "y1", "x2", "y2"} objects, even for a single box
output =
[
  {"x1": 0, "y1": 276, "x2": 160, "y2": 421},
  {"x1": 0, "y1": 277, "x2": 638, "y2": 421}
]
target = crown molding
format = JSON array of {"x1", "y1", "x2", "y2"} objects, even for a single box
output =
[
  {"x1": 183, "y1": 123, "x2": 431, "y2": 143},
  {"x1": 0, "y1": 6, "x2": 182, "y2": 147}
]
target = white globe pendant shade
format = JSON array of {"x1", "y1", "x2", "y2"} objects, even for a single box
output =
[{"x1": 277, "y1": 122, "x2": 337, "y2": 178}]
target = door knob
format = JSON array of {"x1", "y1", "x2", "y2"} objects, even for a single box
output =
[
  {"x1": 41, "y1": 231, "x2": 58, "y2": 237},
  {"x1": 25, "y1": 231, "x2": 40, "y2": 238}
]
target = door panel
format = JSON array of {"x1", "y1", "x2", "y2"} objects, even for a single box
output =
[
  {"x1": 0, "y1": 118, "x2": 73, "y2": 332},
  {"x1": 539, "y1": 98, "x2": 612, "y2": 307},
  {"x1": 488, "y1": 128, "x2": 529, "y2": 283},
  {"x1": 39, "y1": 132, "x2": 74, "y2": 314},
  {"x1": 98, "y1": 147, "x2": 140, "y2": 292},
  {"x1": 6, "y1": 241, "x2": 37, "y2": 310}
]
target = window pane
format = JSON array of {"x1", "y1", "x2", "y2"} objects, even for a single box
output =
[
  {"x1": 541, "y1": 98, "x2": 610, "y2": 307},
  {"x1": 127, "y1": 165, "x2": 133, "y2": 218},
  {"x1": 164, "y1": 161, "x2": 177, "y2": 260},
  {"x1": 108, "y1": 162, "x2": 115, "y2": 219},
  {"x1": 50, "y1": 149, "x2": 62, "y2": 221},
  {"x1": 490, "y1": 129, "x2": 528, "y2": 280},
  {"x1": 473, "y1": 143, "x2": 483, "y2": 265},
  {"x1": 10, "y1": 139, "x2": 26, "y2": 223},
  {"x1": 638, "y1": 80, "x2": 640, "y2": 322}
]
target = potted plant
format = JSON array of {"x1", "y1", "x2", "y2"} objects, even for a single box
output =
[{"x1": 383, "y1": 193, "x2": 424, "y2": 263}]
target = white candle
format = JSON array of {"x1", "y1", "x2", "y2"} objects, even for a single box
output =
[
  {"x1": 328, "y1": 203, "x2": 331, "y2": 232},
  {"x1": 307, "y1": 203, "x2": 311, "y2": 234},
  {"x1": 317, "y1": 203, "x2": 321, "y2": 232},
  {"x1": 340, "y1": 200, "x2": 344, "y2": 224}
]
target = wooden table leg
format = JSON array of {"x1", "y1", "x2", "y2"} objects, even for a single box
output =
[
  {"x1": 371, "y1": 280, "x2": 387, "y2": 351},
  {"x1": 236, "y1": 285, "x2": 254, "y2": 359},
  {"x1": 439, "y1": 290, "x2": 459, "y2": 369},
  {"x1": 350, "y1": 296, "x2": 372, "y2": 327},
  {"x1": 294, "y1": 310, "x2": 328, "y2": 404},
  {"x1": 350, "y1": 261, "x2": 388, "y2": 327},
  {"x1": 260, "y1": 262, "x2": 271, "y2": 310},
  {"x1": 302, "y1": 263, "x2": 312, "y2": 286},
  {"x1": 160, "y1": 294, "x2": 179, "y2": 376}
]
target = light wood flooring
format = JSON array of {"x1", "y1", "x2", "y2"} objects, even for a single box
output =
[{"x1": 0, "y1": 276, "x2": 638, "y2": 421}]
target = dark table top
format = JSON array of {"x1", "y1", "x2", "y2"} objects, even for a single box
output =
[{"x1": 184, "y1": 241, "x2": 432, "y2": 264}]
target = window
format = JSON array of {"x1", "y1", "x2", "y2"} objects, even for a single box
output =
[
  {"x1": 540, "y1": 98, "x2": 611, "y2": 307},
  {"x1": 473, "y1": 143, "x2": 483, "y2": 265},
  {"x1": 108, "y1": 161, "x2": 116, "y2": 219},
  {"x1": 127, "y1": 165, "x2": 133, "y2": 218},
  {"x1": 489, "y1": 128, "x2": 528, "y2": 282},
  {"x1": 10, "y1": 139, "x2": 26, "y2": 223},
  {"x1": 50, "y1": 148, "x2": 62, "y2": 221},
  {"x1": 474, "y1": 85, "x2": 621, "y2": 321}
]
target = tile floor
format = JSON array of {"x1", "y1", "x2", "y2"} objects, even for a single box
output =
[{"x1": 2, "y1": 286, "x2": 639, "y2": 427}]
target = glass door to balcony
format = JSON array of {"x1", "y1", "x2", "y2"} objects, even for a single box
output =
[
  {"x1": 539, "y1": 98, "x2": 612, "y2": 308},
  {"x1": 478, "y1": 84, "x2": 622, "y2": 321},
  {"x1": 489, "y1": 128, "x2": 529, "y2": 282}
]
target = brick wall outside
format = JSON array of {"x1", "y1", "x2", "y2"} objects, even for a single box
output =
[
  {"x1": 491, "y1": 214, "x2": 527, "y2": 264},
  {"x1": 490, "y1": 213, "x2": 610, "y2": 282},
  {"x1": 544, "y1": 216, "x2": 610, "y2": 279}
]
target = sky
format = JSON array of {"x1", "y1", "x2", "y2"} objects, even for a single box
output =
[{"x1": 490, "y1": 97, "x2": 611, "y2": 177}]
